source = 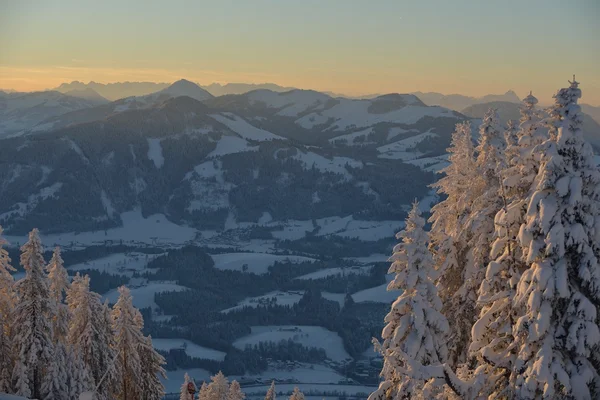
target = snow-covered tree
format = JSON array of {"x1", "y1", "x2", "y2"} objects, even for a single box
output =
[
  {"x1": 67, "y1": 274, "x2": 116, "y2": 399},
  {"x1": 450, "y1": 109, "x2": 506, "y2": 368},
  {"x1": 139, "y1": 335, "x2": 166, "y2": 400},
  {"x1": 511, "y1": 77, "x2": 600, "y2": 399},
  {"x1": 370, "y1": 202, "x2": 449, "y2": 399},
  {"x1": 429, "y1": 122, "x2": 479, "y2": 368},
  {"x1": 11, "y1": 229, "x2": 54, "y2": 399},
  {"x1": 288, "y1": 387, "x2": 304, "y2": 400},
  {"x1": 0, "y1": 226, "x2": 15, "y2": 392},
  {"x1": 227, "y1": 380, "x2": 245, "y2": 400},
  {"x1": 198, "y1": 382, "x2": 208, "y2": 400},
  {"x1": 112, "y1": 286, "x2": 145, "y2": 400},
  {"x1": 67, "y1": 349, "x2": 93, "y2": 400},
  {"x1": 264, "y1": 381, "x2": 276, "y2": 400},
  {"x1": 42, "y1": 342, "x2": 70, "y2": 400},
  {"x1": 206, "y1": 371, "x2": 229, "y2": 400},
  {"x1": 46, "y1": 247, "x2": 70, "y2": 344},
  {"x1": 180, "y1": 372, "x2": 196, "y2": 400}
]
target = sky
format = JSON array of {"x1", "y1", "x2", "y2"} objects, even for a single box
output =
[{"x1": 1, "y1": 0, "x2": 599, "y2": 105}]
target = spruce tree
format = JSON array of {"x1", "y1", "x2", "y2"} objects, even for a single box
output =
[
  {"x1": 206, "y1": 371, "x2": 229, "y2": 400},
  {"x1": 198, "y1": 382, "x2": 209, "y2": 400},
  {"x1": 264, "y1": 381, "x2": 276, "y2": 400},
  {"x1": 11, "y1": 229, "x2": 54, "y2": 399},
  {"x1": 180, "y1": 372, "x2": 195, "y2": 400},
  {"x1": 227, "y1": 380, "x2": 245, "y2": 400},
  {"x1": 67, "y1": 274, "x2": 116, "y2": 399},
  {"x1": 47, "y1": 247, "x2": 70, "y2": 344},
  {"x1": 429, "y1": 122, "x2": 479, "y2": 368},
  {"x1": 370, "y1": 202, "x2": 449, "y2": 399},
  {"x1": 0, "y1": 226, "x2": 15, "y2": 392},
  {"x1": 112, "y1": 286, "x2": 145, "y2": 400},
  {"x1": 288, "y1": 387, "x2": 304, "y2": 400},
  {"x1": 511, "y1": 78, "x2": 600, "y2": 399},
  {"x1": 139, "y1": 335, "x2": 166, "y2": 400}
]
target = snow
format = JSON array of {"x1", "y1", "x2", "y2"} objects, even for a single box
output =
[
  {"x1": 405, "y1": 155, "x2": 450, "y2": 172},
  {"x1": 233, "y1": 326, "x2": 351, "y2": 362},
  {"x1": 0, "y1": 395, "x2": 30, "y2": 400},
  {"x1": 67, "y1": 252, "x2": 160, "y2": 277},
  {"x1": 162, "y1": 368, "x2": 211, "y2": 393},
  {"x1": 230, "y1": 363, "x2": 345, "y2": 384},
  {"x1": 207, "y1": 135, "x2": 258, "y2": 158},
  {"x1": 291, "y1": 152, "x2": 362, "y2": 179},
  {"x1": 294, "y1": 266, "x2": 373, "y2": 280},
  {"x1": 5, "y1": 209, "x2": 196, "y2": 248},
  {"x1": 222, "y1": 290, "x2": 345, "y2": 313},
  {"x1": 296, "y1": 98, "x2": 450, "y2": 131},
  {"x1": 151, "y1": 338, "x2": 226, "y2": 361},
  {"x1": 147, "y1": 138, "x2": 164, "y2": 168},
  {"x1": 377, "y1": 131, "x2": 438, "y2": 160},
  {"x1": 316, "y1": 216, "x2": 403, "y2": 241},
  {"x1": 211, "y1": 113, "x2": 283, "y2": 141},
  {"x1": 103, "y1": 281, "x2": 187, "y2": 310},
  {"x1": 221, "y1": 290, "x2": 306, "y2": 313},
  {"x1": 345, "y1": 253, "x2": 390, "y2": 264},
  {"x1": 211, "y1": 252, "x2": 316, "y2": 274},
  {"x1": 271, "y1": 220, "x2": 315, "y2": 240},
  {"x1": 100, "y1": 190, "x2": 115, "y2": 218},
  {"x1": 329, "y1": 128, "x2": 375, "y2": 146},
  {"x1": 352, "y1": 283, "x2": 400, "y2": 304},
  {"x1": 247, "y1": 89, "x2": 330, "y2": 117},
  {"x1": 244, "y1": 384, "x2": 376, "y2": 397}
]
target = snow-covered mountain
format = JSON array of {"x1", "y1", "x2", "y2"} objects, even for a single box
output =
[
  {"x1": 0, "y1": 89, "x2": 463, "y2": 235},
  {"x1": 0, "y1": 91, "x2": 101, "y2": 138},
  {"x1": 28, "y1": 80, "x2": 213, "y2": 134}
]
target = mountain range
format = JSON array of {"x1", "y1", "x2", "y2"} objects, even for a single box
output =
[{"x1": 1, "y1": 79, "x2": 598, "y2": 238}]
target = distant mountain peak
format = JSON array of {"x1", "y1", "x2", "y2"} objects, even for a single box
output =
[{"x1": 158, "y1": 79, "x2": 213, "y2": 101}]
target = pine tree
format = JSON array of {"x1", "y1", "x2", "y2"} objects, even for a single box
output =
[
  {"x1": 112, "y1": 286, "x2": 145, "y2": 400},
  {"x1": 180, "y1": 373, "x2": 195, "y2": 400},
  {"x1": 511, "y1": 77, "x2": 600, "y2": 399},
  {"x1": 370, "y1": 202, "x2": 449, "y2": 399},
  {"x1": 11, "y1": 229, "x2": 55, "y2": 399},
  {"x1": 0, "y1": 226, "x2": 15, "y2": 392},
  {"x1": 46, "y1": 247, "x2": 70, "y2": 344},
  {"x1": 227, "y1": 380, "x2": 245, "y2": 400},
  {"x1": 264, "y1": 381, "x2": 276, "y2": 400},
  {"x1": 67, "y1": 274, "x2": 116, "y2": 399},
  {"x1": 288, "y1": 387, "x2": 304, "y2": 400},
  {"x1": 139, "y1": 335, "x2": 166, "y2": 400},
  {"x1": 206, "y1": 371, "x2": 229, "y2": 400}
]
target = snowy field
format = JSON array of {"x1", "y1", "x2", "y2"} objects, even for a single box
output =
[
  {"x1": 211, "y1": 252, "x2": 316, "y2": 274},
  {"x1": 67, "y1": 252, "x2": 161, "y2": 277},
  {"x1": 233, "y1": 326, "x2": 351, "y2": 362},
  {"x1": 244, "y1": 384, "x2": 376, "y2": 398},
  {"x1": 4, "y1": 209, "x2": 196, "y2": 248},
  {"x1": 223, "y1": 291, "x2": 346, "y2": 312},
  {"x1": 103, "y1": 281, "x2": 187, "y2": 310},
  {"x1": 151, "y1": 338, "x2": 226, "y2": 361},
  {"x1": 161, "y1": 368, "x2": 211, "y2": 393},
  {"x1": 294, "y1": 266, "x2": 373, "y2": 280},
  {"x1": 230, "y1": 363, "x2": 345, "y2": 384},
  {"x1": 352, "y1": 283, "x2": 400, "y2": 304}
]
